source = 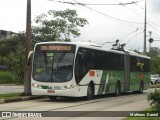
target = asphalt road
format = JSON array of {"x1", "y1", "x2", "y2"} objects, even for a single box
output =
[
  {"x1": 0, "y1": 85, "x2": 24, "y2": 94},
  {"x1": 0, "y1": 88, "x2": 157, "y2": 120}
]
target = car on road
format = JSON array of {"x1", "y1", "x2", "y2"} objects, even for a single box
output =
[{"x1": 151, "y1": 74, "x2": 160, "y2": 84}]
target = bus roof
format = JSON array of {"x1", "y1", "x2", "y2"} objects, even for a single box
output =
[{"x1": 35, "y1": 41, "x2": 150, "y2": 59}]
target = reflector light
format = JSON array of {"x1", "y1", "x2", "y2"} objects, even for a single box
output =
[{"x1": 89, "y1": 71, "x2": 95, "y2": 77}]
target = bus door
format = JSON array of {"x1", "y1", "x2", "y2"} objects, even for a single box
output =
[{"x1": 124, "y1": 52, "x2": 130, "y2": 92}]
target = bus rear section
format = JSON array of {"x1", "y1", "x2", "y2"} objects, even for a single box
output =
[{"x1": 124, "y1": 52, "x2": 150, "y2": 93}]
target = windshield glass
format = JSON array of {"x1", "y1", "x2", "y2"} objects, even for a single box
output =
[{"x1": 32, "y1": 44, "x2": 75, "y2": 82}]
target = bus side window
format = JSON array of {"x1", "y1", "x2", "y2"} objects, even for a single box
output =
[
  {"x1": 84, "y1": 51, "x2": 94, "y2": 71},
  {"x1": 75, "y1": 52, "x2": 84, "y2": 84}
]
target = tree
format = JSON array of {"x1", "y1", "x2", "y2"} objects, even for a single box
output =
[
  {"x1": 147, "y1": 51, "x2": 160, "y2": 74},
  {"x1": 32, "y1": 9, "x2": 88, "y2": 43},
  {"x1": 0, "y1": 33, "x2": 25, "y2": 84},
  {"x1": 0, "y1": 9, "x2": 88, "y2": 84}
]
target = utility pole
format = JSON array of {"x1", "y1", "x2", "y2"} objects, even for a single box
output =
[
  {"x1": 143, "y1": 0, "x2": 147, "y2": 54},
  {"x1": 24, "y1": 0, "x2": 31, "y2": 95}
]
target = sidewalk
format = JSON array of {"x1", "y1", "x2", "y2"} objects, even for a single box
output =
[
  {"x1": 0, "y1": 84, "x2": 44, "y2": 104},
  {"x1": 0, "y1": 95, "x2": 43, "y2": 104}
]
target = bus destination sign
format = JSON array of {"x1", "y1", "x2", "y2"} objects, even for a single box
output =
[
  {"x1": 36, "y1": 44, "x2": 76, "y2": 53},
  {"x1": 41, "y1": 46, "x2": 72, "y2": 51}
]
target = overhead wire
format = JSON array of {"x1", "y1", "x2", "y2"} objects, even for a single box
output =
[
  {"x1": 70, "y1": 0, "x2": 132, "y2": 26},
  {"x1": 116, "y1": 0, "x2": 160, "y2": 28},
  {"x1": 115, "y1": 0, "x2": 160, "y2": 30},
  {"x1": 132, "y1": 1, "x2": 160, "y2": 32},
  {"x1": 49, "y1": 0, "x2": 144, "y2": 24},
  {"x1": 72, "y1": 0, "x2": 146, "y2": 46},
  {"x1": 115, "y1": 0, "x2": 144, "y2": 18},
  {"x1": 49, "y1": 0, "x2": 142, "y2": 6},
  {"x1": 134, "y1": 2, "x2": 160, "y2": 22},
  {"x1": 126, "y1": 31, "x2": 144, "y2": 45},
  {"x1": 115, "y1": 0, "x2": 160, "y2": 46},
  {"x1": 48, "y1": 0, "x2": 158, "y2": 48},
  {"x1": 74, "y1": 0, "x2": 145, "y2": 47},
  {"x1": 119, "y1": 28, "x2": 139, "y2": 43},
  {"x1": 152, "y1": 33, "x2": 160, "y2": 39}
]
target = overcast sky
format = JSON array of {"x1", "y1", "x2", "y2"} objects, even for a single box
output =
[{"x1": 0, "y1": 0, "x2": 160, "y2": 51}]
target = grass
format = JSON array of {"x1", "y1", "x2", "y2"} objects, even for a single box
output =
[
  {"x1": 0, "y1": 71, "x2": 17, "y2": 84},
  {"x1": 0, "y1": 93, "x2": 22, "y2": 100},
  {"x1": 124, "y1": 116, "x2": 160, "y2": 120},
  {"x1": 150, "y1": 83, "x2": 160, "y2": 88}
]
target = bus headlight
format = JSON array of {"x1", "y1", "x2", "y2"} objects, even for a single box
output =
[
  {"x1": 64, "y1": 85, "x2": 72, "y2": 89},
  {"x1": 32, "y1": 83, "x2": 39, "y2": 88}
]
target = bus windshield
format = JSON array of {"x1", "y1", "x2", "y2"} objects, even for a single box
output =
[{"x1": 32, "y1": 44, "x2": 76, "y2": 82}]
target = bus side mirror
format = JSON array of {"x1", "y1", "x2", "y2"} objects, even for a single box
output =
[{"x1": 27, "y1": 51, "x2": 33, "y2": 66}]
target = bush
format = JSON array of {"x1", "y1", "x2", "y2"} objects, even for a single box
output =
[
  {"x1": 0, "y1": 71, "x2": 17, "y2": 84},
  {"x1": 147, "y1": 89, "x2": 160, "y2": 111}
]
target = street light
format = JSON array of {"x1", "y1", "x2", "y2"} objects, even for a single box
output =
[
  {"x1": 148, "y1": 38, "x2": 153, "y2": 52},
  {"x1": 148, "y1": 31, "x2": 153, "y2": 52}
]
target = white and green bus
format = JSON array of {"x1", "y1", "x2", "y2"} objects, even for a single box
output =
[{"x1": 30, "y1": 42, "x2": 150, "y2": 100}]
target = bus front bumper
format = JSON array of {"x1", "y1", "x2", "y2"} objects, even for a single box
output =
[{"x1": 31, "y1": 86, "x2": 79, "y2": 97}]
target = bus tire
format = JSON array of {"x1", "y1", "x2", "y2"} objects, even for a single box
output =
[
  {"x1": 87, "y1": 84, "x2": 94, "y2": 100},
  {"x1": 115, "y1": 82, "x2": 121, "y2": 96},
  {"x1": 138, "y1": 82, "x2": 144, "y2": 94},
  {"x1": 48, "y1": 96, "x2": 57, "y2": 100}
]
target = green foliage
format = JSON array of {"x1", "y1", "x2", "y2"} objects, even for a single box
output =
[
  {"x1": 0, "y1": 33, "x2": 25, "y2": 84},
  {"x1": 0, "y1": 72, "x2": 16, "y2": 84},
  {"x1": 0, "y1": 9, "x2": 88, "y2": 85},
  {"x1": 32, "y1": 9, "x2": 88, "y2": 42},
  {"x1": 147, "y1": 89, "x2": 160, "y2": 111},
  {"x1": 147, "y1": 51, "x2": 160, "y2": 74}
]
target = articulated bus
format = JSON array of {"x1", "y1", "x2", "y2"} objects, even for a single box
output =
[{"x1": 30, "y1": 42, "x2": 150, "y2": 100}]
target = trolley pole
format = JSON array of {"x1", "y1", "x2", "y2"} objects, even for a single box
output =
[
  {"x1": 24, "y1": 0, "x2": 31, "y2": 95},
  {"x1": 143, "y1": 0, "x2": 147, "y2": 54}
]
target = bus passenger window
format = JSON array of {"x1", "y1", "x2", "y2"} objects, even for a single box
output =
[{"x1": 75, "y1": 52, "x2": 84, "y2": 84}]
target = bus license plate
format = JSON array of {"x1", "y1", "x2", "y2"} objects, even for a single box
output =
[{"x1": 47, "y1": 90, "x2": 55, "y2": 93}]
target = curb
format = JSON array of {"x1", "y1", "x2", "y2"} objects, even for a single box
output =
[{"x1": 0, "y1": 96, "x2": 43, "y2": 104}]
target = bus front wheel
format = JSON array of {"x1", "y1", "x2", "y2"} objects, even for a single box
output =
[
  {"x1": 48, "y1": 96, "x2": 57, "y2": 100},
  {"x1": 87, "y1": 84, "x2": 94, "y2": 100}
]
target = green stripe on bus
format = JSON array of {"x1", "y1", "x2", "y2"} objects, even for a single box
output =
[
  {"x1": 98, "y1": 71, "x2": 108, "y2": 94},
  {"x1": 41, "y1": 85, "x2": 50, "y2": 89}
]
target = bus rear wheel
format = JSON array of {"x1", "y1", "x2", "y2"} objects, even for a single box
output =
[
  {"x1": 139, "y1": 82, "x2": 144, "y2": 94},
  {"x1": 115, "y1": 82, "x2": 121, "y2": 96},
  {"x1": 87, "y1": 84, "x2": 94, "y2": 100},
  {"x1": 133, "y1": 82, "x2": 144, "y2": 94}
]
